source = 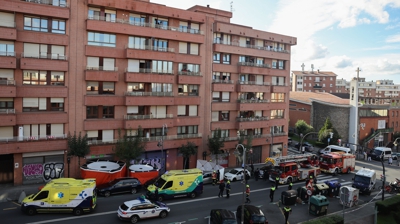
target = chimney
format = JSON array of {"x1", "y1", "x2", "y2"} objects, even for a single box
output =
[
  {"x1": 301, "y1": 63, "x2": 305, "y2": 72},
  {"x1": 317, "y1": 69, "x2": 320, "y2": 73},
  {"x1": 311, "y1": 64, "x2": 314, "y2": 73},
  {"x1": 207, "y1": 5, "x2": 210, "y2": 7}
]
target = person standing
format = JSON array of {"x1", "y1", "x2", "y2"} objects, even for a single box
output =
[
  {"x1": 254, "y1": 168, "x2": 260, "y2": 181},
  {"x1": 218, "y1": 180, "x2": 225, "y2": 198},
  {"x1": 270, "y1": 185, "x2": 276, "y2": 202},
  {"x1": 283, "y1": 206, "x2": 292, "y2": 224},
  {"x1": 245, "y1": 185, "x2": 251, "y2": 203},
  {"x1": 288, "y1": 182, "x2": 293, "y2": 190},
  {"x1": 225, "y1": 181, "x2": 231, "y2": 198},
  {"x1": 154, "y1": 187, "x2": 159, "y2": 201},
  {"x1": 389, "y1": 156, "x2": 393, "y2": 166},
  {"x1": 202, "y1": 151, "x2": 207, "y2": 160},
  {"x1": 212, "y1": 171, "x2": 217, "y2": 186},
  {"x1": 275, "y1": 176, "x2": 280, "y2": 189},
  {"x1": 250, "y1": 162, "x2": 254, "y2": 177},
  {"x1": 245, "y1": 172, "x2": 250, "y2": 184}
]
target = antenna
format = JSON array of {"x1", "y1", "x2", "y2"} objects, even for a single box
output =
[{"x1": 230, "y1": 1, "x2": 235, "y2": 12}]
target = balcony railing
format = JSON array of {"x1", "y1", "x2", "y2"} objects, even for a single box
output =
[
  {"x1": 21, "y1": 53, "x2": 68, "y2": 60},
  {"x1": 212, "y1": 79, "x2": 234, "y2": 84},
  {"x1": 124, "y1": 114, "x2": 173, "y2": 120},
  {"x1": 313, "y1": 85, "x2": 322, "y2": 89},
  {"x1": 0, "y1": 80, "x2": 16, "y2": 85},
  {"x1": 86, "y1": 66, "x2": 118, "y2": 71},
  {"x1": 270, "y1": 116, "x2": 284, "y2": 119},
  {"x1": 125, "y1": 91, "x2": 174, "y2": 97},
  {"x1": 272, "y1": 132, "x2": 287, "y2": 136},
  {"x1": 178, "y1": 92, "x2": 199, "y2": 96},
  {"x1": 236, "y1": 116, "x2": 269, "y2": 122},
  {"x1": 87, "y1": 133, "x2": 203, "y2": 145},
  {"x1": 0, "y1": 109, "x2": 15, "y2": 114},
  {"x1": 238, "y1": 80, "x2": 270, "y2": 86},
  {"x1": 237, "y1": 99, "x2": 270, "y2": 103},
  {"x1": 213, "y1": 39, "x2": 290, "y2": 54},
  {"x1": 126, "y1": 68, "x2": 174, "y2": 74},
  {"x1": 223, "y1": 134, "x2": 272, "y2": 142},
  {"x1": 178, "y1": 71, "x2": 202, "y2": 76},
  {"x1": 237, "y1": 62, "x2": 271, "y2": 68},
  {"x1": 271, "y1": 83, "x2": 289, "y2": 87},
  {"x1": 0, "y1": 134, "x2": 67, "y2": 143},
  {"x1": 0, "y1": 52, "x2": 16, "y2": 57},
  {"x1": 21, "y1": 0, "x2": 68, "y2": 7},
  {"x1": 88, "y1": 17, "x2": 204, "y2": 35},
  {"x1": 127, "y1": 44, "x2": 175, "y2": 53}
]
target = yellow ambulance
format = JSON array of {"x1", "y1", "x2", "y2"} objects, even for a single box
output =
[
  {"x1": 146, "y1": 168, "x2": 203, "y2": 201},
  {"x1": 21, "y1": 178, "x2": 97, "y2": 216}
]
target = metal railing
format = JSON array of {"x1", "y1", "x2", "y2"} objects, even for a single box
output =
[
  {"x1": 0, "y1": 109, "x2": 15, "y2": 114},
  {"x1": 126, "y1": 44, "x2": 175, "y2": 53},
  {"x1": 223, "y1": 134, "x2": 272, "y2": 142},
  {"x1": 213, "y1": 39, "x2": 290, "y2": 53},
  {"x1": 86, "y1": 66, "x2": 118, "y2": 71},
  {"x1": 0, "y1": 51, "x2": 16, "y2": 57},
  {"x1": 212, "y1": 79, "x2": 234, "y2": 84},
  {"x1": 0, "y1": 134, "x2": 67, "y2": 142},
  {"x1": 237, "y1": 99, "x2": 270, "y2": 103},
  {"x1": 0, "y1": 80, "x2": 16, "y2": 85},
  {"x1": 237, "y1": 62, "x2": 271, "y2": 68},
  {"x1": 178, "y1": 92, "x2": 199, "y2": 96},
  {"x1": 21, "y1": 0, "x2": 68, "y2": 7},
  {"x1": 271, "y1": 83, "x2": 289, "y2": 86},
  {"x1": 236, "y1": 116, "x2": 269, "y2": 122},
  {"x1": 21, "y1": 53, "x2": 68, "y2": 60},
  {"x1": 124, "y1": 114, "x2": 173, "y2": 120},
  {"x1": 88, "y1": 16, "x2": 204, "y2": 35},
  {"x1": 238, "y1": 80, "x2": 270, "y2": 86},
  {"x1": 178, "y1": 71, "x2": 202, "y2": 76},
  {"x1": 126, "y1": 68, "x2": 174, "y2": 74},
  {"x1": 125, "y1": 91, "x2": 174, "y2": 97},
  {"x1": 87, "y1": 133, "x2": 202, "y2": 145}
]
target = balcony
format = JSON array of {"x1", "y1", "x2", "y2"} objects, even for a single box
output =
[
  {"x1": 271, "y1": 85, "x2": 290, "y2": 93},
  {"x1": 237, "y1": 99, "x2": 270, "y2": 111},
  {"x1": 237, "y1": 80, "x2": 270, "y2": 93},
  {"x1": 214, "y1": 38, "x2": 290, "y2": 54},
  {"x1": 20, "y1": 53, "x2": 68, "y2": 71},
  {"x1": 124, "y1": 115, "x2": 174, "y2": 129},
  {"x1": 236, "y1": 117, "x2": 270, "y2": 129},
  {"x1": 0, "y1": 53, "x2": 17, "y2": 69},
  {"x1": 313, "y1": 85, "x2": 322, "y2": 89},
  {"x1": 0, "y1": 81, "x2": 16, "y2": 97},
  {"x1": 125, "y1": 92, "x2": 175, "y2": 106},
  {"x1": 212, "y1": 79, "x2": 235, "y2": 92},
  {"x1": 84, "y1": 119, "x2": 123, "y2": 131},
  {"x1": 126, "y1": 46, "x2": 175, "y2": 61},
  {"x1": 3, "y1": 1, "x2": 69, "y2": 18},
  {"x1": 214, "y1": 42, "x2": 289, "y2": 61},
  {"x1": 0, "y1": 110, "x2": 16, "y2": 126},
  {"x1": 237, "y1": 62, "x2": 271, "y2": 75},
  {"x1": 177, "y1": 73, "x2": 202, "y2": 85},
  {"x1": 19, "y1": 0, "x2": 68, "y2": 7},
  {"x1": 17, "y1": 112, "x2": 67, "y2": 124},
  {"x1": 0, "y1": 27, "x2": 17, "y2": 40},
  {"x1": 125, "y1": 70, "x2": 174, "y2": 84},
  {"x1": 85, "y1": 95, "x2": 124, "y2": 106},
  {"x1": 16, "y1": 85, "x2": 67, "y2": 98},
  {"x1": 85, "y1": 67, "x2": 119, "y2": 82}
]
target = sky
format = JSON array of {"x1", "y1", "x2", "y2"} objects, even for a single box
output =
[{"x1": 151, "y1": 0, "x2": 400, "y2": 83}]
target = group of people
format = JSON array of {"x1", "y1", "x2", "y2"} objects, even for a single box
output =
[{"x1": 217, "y1": 179, "x2": 232, "y2": 198}]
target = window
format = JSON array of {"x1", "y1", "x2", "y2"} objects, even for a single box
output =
[
  {"x1": 271, "y1": 109, "x2": 284, "y2": 119},
  {"x1": 177, "y1": 126, "x2": 198, "y2": 135},
  {"x1": 129, "y1": 13, "x2": 146, "y2": 26},
  {"x1": 213, "y1": 53, "x2": 220, "y2": 63},
  {"x1": 278, "y1": 60, "x2": 284, "y2": 69},
  {"x1": 151, "y1": 60, "x2": 173, "y2": 74},
  {"x1": 0, "y1": 99, "x2": 13, "y2": 110},
  {"x1": 271, "y1": 93, "x2": 285, "y2": 102},
  {"x1": 86, "y1": 106, "x2": 98, "y2": 118},
  {"x1": 178, "y1": 42, "x2": 199, "y2": 55},
  {"x1": 154, "y1": 18, "x2": 168, "y2": 29},
  {"x1": 222, "y1": 54, "x2": 230, "y2": 64},
  {"x1": 105, "y1": 10, "x2": 116, "y2": 22},
  {"x1": 34, "y1": 191, "x2": 49, "y2": 201},
  {"x1": 212, "y1": 92, "x2": 220, "y2": 101},
  {"x1": 50, "y1": 98, "x2": 64, "y2": 111},
  {"x1": 103, "y1": 106, "x2": 114, "y2": 118},
  {"x1": 87, "y1": 57, "x2": 115, "y2": 71},
  {"x1": 24, "y1": 16, "x2": 48, "y2": 32},
  {"x1": 220, "y1": 111, "x2": 229, "y2": 121},
  {"x1": 88, "y1": 32, "x2": 116, "y2": 47},
  {"x1": 88, "y1": 7, "x2": 100, "y2": 20},
  {"x1": 51, "y1": 19, "x2": 66, "y2": 34},
  {"x1": 23, "y1": 70, "x2": 47, "y2": 85},
  {"x1": 86, "y1": 81, "x2": 115, "y2": 95},
  {"x1": 178, "y1": 84, "x2": 199, "y2": 96},
  {"x1": 151, "y1": 83, "x2": 172, "y2": 93},
  {"x1": 22, "y1": 98, "x2": 45, "y2": 112},
  {"x1": 153, "y1": 39, "x2": 168, "y2": 51},
  {"x1": 222, "y1": 92, "x2": 230, "y2": 102},
  {"x1": 272, "y1": 60, "x2": 277, "y2": 69},
  {"x1": 272, "y1": 77, "x2": 285, "y2": 86},
  {"x1": 127, "y1": 83, "x2": 145, "y2": 92},
  {"x1": 254, "y1": 128, "x2": 261, "y2": 135},
  {"x1": 212, "y1": 129, "x2": 229, "y2": 138},
  {"x1": 23, "y1": 43, "x2": 65, "y2": 59},
  {"x1": 0, "y1": 41, "x2": 14, "y2": 56},
  {"x1": 178, "y1": 63, "x2": 200, "y2": 74}
]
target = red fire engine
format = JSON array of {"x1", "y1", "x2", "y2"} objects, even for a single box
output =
[{"x1": 319, "y1": 152, "x2": 355, "y2": 175}]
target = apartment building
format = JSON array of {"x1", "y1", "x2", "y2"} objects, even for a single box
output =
[
  {"x1": 291, "y1": 64, "x2": 337, "y2": 93},
  {"x1": 0, "y1": 0, "x2": 296, "y2": 185},
  {"x1": 336, "y1": 78, "x2": 400, "y2": 99}
]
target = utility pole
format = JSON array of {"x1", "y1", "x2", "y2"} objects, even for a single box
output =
[{"x1": 236, "y1": 144, "x2": 247, "y2": 224}]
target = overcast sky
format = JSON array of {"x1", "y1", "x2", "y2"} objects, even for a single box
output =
[{"x1": 151, "y1": 0, "x2": 400, "y2": 83}]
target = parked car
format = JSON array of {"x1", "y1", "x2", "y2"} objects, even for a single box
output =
[
  {"x1": 203, "y1": 171, "x2": 213, "y2": 185},
  {"x1": 295, "y1": 142, "x2": 314, "y2": 152},
  {"x1": 288, "y1": 137, "x2": 293, "y2": 145},
  {"x1": 210, "y1": 209, "x2": 237, "y2": 224},
  {"x1": 236, "y1": 205, "x2": 268, "y2": 224},
  {"x1": 258, "y1": 165, "x2": 273, "y2": 179},
  {"x1": 97, "y1": 177, "x2": 142, "y2": 197},
  {"x1": 392, "y1": 152, "x2": 400, "y2": 160},
  {"x1": 117, "y1": 198, "x2": 170, "y2": 223},
  {"x1": 224, "y1": 168, "x2": 251, "y2": 182}
]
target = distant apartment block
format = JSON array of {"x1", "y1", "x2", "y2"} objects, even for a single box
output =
[{"x1": 291, "y1": 64, "x2": 337, "y2": 93}]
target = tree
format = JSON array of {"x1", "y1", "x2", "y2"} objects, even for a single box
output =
[
  {"x1": 67, "y1": 131, "x2": 90, "y2": 168},
  {"x1": 178, "y1": 141, "x2": 197, "y2": 169},
  {"x1": 207, "y1": 128, "x2": 225, "y2": 164},
  {"x1": 113, "y1": 127, "x2": 147, "y2": 176},
  {"x1": 236, "y1": 130, "x2": 253, "y2": 164},
  {"x1": 318, "y1": 117, "x2": 340, "y2": 145},
  {"x1": 295, "y1": 120, "x2": 314, "y2": 137}
]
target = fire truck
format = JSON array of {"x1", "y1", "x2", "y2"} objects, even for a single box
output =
[
  {"x1": 267, "y1": 153, "x2": 321, "y2": 185},
  {"x1": 319, "y1": 152, "x2": 355, "y2": 175}
]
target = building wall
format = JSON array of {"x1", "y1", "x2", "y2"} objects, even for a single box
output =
[{"x1": 288, "y1": 101, "x2": 311, "y2": 129}]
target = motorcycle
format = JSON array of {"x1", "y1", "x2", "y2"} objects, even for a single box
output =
[{"x1": 380, "y1": 178, "x2": 400, "y2": 193}]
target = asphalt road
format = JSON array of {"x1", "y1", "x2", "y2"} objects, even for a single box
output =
[{"x1": 1, "y1": 158, "x2": 398, "y2": 224}]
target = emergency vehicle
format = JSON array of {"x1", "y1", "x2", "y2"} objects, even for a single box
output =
[
  {"x1": 319, "y1": 152, "x2": 355, "y2": 175},
  {"x1": 267, "y1": 154, "x2": 321, "y2": 185}
]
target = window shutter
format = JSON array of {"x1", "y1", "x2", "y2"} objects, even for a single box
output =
[
  {"x1": 23, "y1": 124, "x2": 30, "y2": 136},
  {"x1": 50, "y1": 124, "x2": 63, "y2": 135},
  {"x1": 51, "y1": 45, "x2": 64, "y2": 59},
  {"x1": 39, "y1": 98, "x2": 47, "y2": 110},
  {"x1": 212, "y1": 112, "x2": 219, "y2": 121},
  {"x1": 179, "y1": 42, "x2": 187, "y2": 54},
  {"x1": 255, "y1": 111, "x2": 262, "y2": 116},
  {"x1": 31, "y1": 124, "x2": 38, "y2": 136},
  {"x1": 222, "y1": 92, "x2": 229, "y2": 100},
  {"x1": 256, "y1": 75, "x2": 263, "y2": 84},
  {"x1": 50, "y1": 98, "x2": 64, "y2": 103},
  {"x1": 0, "y1": 12, "x2": 14, "y2": 27},
  {"x1": 40, "y1": 124, "x2": 46, "y2": 137},
  {"x1": 102, "y1": 130, "x2": 114, "y2": 142},
  {"x1": 177, "y1": 105, "x2": 186, "y2": 115},
  {"x1": 128, "y1": 59, "x2": 139, "y2": 72},
  {"x1": 190, "y1": 43, "x2": 199, "y2": 55},
  {"x1": 87, "y1": 57, "x2": 99, "y2": 69},
  {"x1": 212, "y1": 92, "x2": 220, "y2": 98},
  {"x1": 179, "y1": 21, "x2": 188, "y2": 26},
  {"x1": 23, "y1": 98, "x2": 38, "y2": 107},
  {"x1": 0, "y1": 127, "x2": 13, "y2": 138},
  {"x1": 103, "y1": 58, "x2": 115, "y2": 71},
  {"x1": 24, "y1": 43, "x2": 39, "y2": 58},
  {"x1": 157, "y1": 106, "x2": 166, "y2": 118},
  {"x1": 103, "y1": 82, "x2": 114, "y2": 89},
  {"x1": 0, "y1": 69, "x2": 14, "y2": 80},
  {"x1": 189, "y1": 105, "x2": 197, "y2": 116},
  {"x1": 127, "y1": 106, "x2": 138, "y2": 114},
  {"x1": 191, "y1": 23, "x2": 199, "y2": 30},
  {"x1": 87, "y1": 130, "x2": 98, "y2": 138},
  {"x1": 239, "y1": 37, "x2": 246, "y2": 47}
]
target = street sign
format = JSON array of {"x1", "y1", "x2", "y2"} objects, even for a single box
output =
[{"x1": 307, "y1": 189, "x2": 312, "y2": 196}]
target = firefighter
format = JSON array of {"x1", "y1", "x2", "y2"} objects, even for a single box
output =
[
  {"x1": 245, "y1": 185, "x2": 251, "y2": 203},
  {"x1": 283, "y1": 206, "x2": 292, "y2": 224},
  {"x1": 225, "y1": 181, "x2": 231, "y2": 198},
  {"x1": 275, "y1": 176, "x2": 280, "y2": 189},
  {"x1": 288, "y1": 182, "x2": 293, "y2": 190},
  {"x1": 270, "y1": 185, "x2": 276, "y2": 202},
  {"x1": 212, "y1": 171, "x2": 217, "y2": 186}
]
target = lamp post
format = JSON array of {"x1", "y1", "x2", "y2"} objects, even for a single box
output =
[
  {"x1": 299, "y1": 132, "x2": 319, "y2": 153},
  {"x1": 380, "y1": 154, "x2": 386, "y2": 201},
  {"x1": 236, "y1": 144, "x2": 247, "y2": 224},
  {"x1": 67, "y1": 156, "x2": 71, "y2": 178}
]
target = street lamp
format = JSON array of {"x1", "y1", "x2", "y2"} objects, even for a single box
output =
[
  {"x1": 299, "y1": 132, "x2": 319, "y2": 153},
  {"x1": 157, "y1": 124, "x2": 168, "y2": 173},
  {"x1": 67, "y1": 156, "x2": 71, "y2": 178},
  {"x1": 380, "y1": 154, "x2": 386, "y2": 201},
  {"x1": 236, "y1": 144, "x2": 247, "y2": 224},
  {"x1": 267, "y1": 126, "x2": 275, "y2": 157}
]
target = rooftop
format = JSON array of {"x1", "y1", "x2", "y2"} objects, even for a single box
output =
[
  {"x1": 292, "y1": 70, "x2": 337, "y2": 77},
  {"x1": 290, "y1": 92, "x2": 349, "y2": 106}
]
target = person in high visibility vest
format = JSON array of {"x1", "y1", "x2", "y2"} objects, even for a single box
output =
[
  {"x1": 288, "y1": 182, "x2": 293, "y2": 190},
  {"x1": 212, "y1": 171, "x2": 217, "y2": 186},
  {"x1": 225, "y1": 181, "x2": 231, "y2": 198},
  {"x1": 275, "y1": 176, "x2": 280, "y2": 189},
  {"x1": 245, "y1": 185, "x2": 251, "y2": 203},
  {"x1": 270, "y1": 185, "x2": 276, "y2": 202},
  {"x1": 283, "y1": 206, "x2": 292, "y2": 224}
]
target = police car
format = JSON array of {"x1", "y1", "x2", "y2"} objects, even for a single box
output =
[{"x1": 117, "y1": 197, "x2": 170, "y2": 223}]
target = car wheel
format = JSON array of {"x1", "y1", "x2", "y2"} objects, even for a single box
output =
[
  {"x1": 104, "y1": 191, "x2": 111, "y2": 197},
  {"x1": 26, "y1": 207, "x2": 36, "y2": 216},
  {"x1": 159, "y1": 210, "x2": 168, "y2": 218},
  {"x1": 131, "y1": 188, "x2": 137, "y2": 194},
  {"x1": 232, "y1": 178, "x2": 236, "y2": 182},
  {"x1": 287, "y1": 177, "x2": 293, "y2": 184},
  {"x1": 130, "y1": 215, "x2": 139, "y2": 224},
  {"x1": 334, "y1": 169, "x2": 338, "y2": 176},
  {"x1": 73, "y1": 207, "x2": 83, "y2": 216},
  {"x1": 189, "y1": 192, "x2": 196, "y2": 199},
  {"x1": 157, "y1": 195, "x2": 164, "y2": 202},
  {"x1": 346, "y1": 168, "x2": 351, "y2": 174}
]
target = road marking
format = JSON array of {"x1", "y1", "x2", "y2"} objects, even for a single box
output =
[
  {"x1": 187, "y1": 218, "x2": 198, "y2": 221},
  {"x1": 3, "y1": 207, "x2": 17, "y2": 210}
]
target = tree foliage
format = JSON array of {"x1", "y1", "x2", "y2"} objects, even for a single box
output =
[
  {"x1": 295, "y1": 120, "x2": 314, "y2": 136},
  {"x1": 178, "y1": 141, "x2": 197, "y2": 169},
  {"x1": 67, "y1": 131, "x2": 90, "y2": 168},
  {"x1": 113, "y1": 127, "x2": 147, "y2": 175},
  {"x1": 236, "y1": 131, "x2": 253, "y2": 163},
  {"x1": 318, "y1": 117, "x2": 340, "y2": 145},
  {"x1": 207, "y1": 128, "x2": 225, "y2": 164}
]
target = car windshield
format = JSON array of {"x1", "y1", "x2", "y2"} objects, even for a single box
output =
[
  {"x1": 320, "y1": 157, "x2": 334, "y2": 164},
  {"x1": 252, "y1": 215, "x2": 266, "y2": 222},
  {"x1": 354, "y1": 175, "x2": 370, "y2": 184},
  {"x1": 153, "y1": 177, "x2": 167, "y2": 188},
  {"x1": 372, "y1": 150, "x2": 383, "y2": 156},
  {"x1": 229, "y1": 169, "x2": 239, "y2": 174},
  {"x1": 108, "y1": 179, "x2": 120, "y2": 185},
  {"x1": 120, "y1": 203, "x2": 129, "y2": 211}
]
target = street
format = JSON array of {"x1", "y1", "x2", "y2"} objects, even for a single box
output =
[{"x1": 0, "y1": 157, "x2": 398, "y2": 224}]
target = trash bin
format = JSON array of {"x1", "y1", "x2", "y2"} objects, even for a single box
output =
[
  {"x1": 309, "y1": 195, "x2": 329, "y2": 216},
  {"x1": 281, "y1": 190, "x2": 297, "y2": 206},
  {"x1": 325, "y1": 180, "x2": 341, "y2": 198},
  {"x1": 314, "y1": 183, "x2": 329, "y2": 196},
  {"x1": 297, "y1": 186, "x2": 310, "y2": 202},
  {"x1": 339, "y1": 186, "x2": 360, "y2": 208}
]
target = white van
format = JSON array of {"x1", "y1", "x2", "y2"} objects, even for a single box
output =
[
  {"x1": 369, "y1": 147, "x2": 392, "y2": 161},
  {"x1": 318, "y1": 145, "x2": 352, "y2": 155}
]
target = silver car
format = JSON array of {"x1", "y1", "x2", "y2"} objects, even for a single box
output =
[{"x1": 203, "y1": 171, "x2": 213, "y2": 184}]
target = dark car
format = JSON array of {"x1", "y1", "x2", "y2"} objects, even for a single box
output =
[
  {"x1": 236, "y1": 205, "x2": 268, "y2": 224},
  {"x1": 97, "y1": 177, "x2": 142, "y2": 197},
  {"x1": 295, "y1": 142, "x2": 314, "y2": 152},
  {"x1": 258, "y1": 165, "x2": 273, "y2": 179},
  {"x1": 288, "y1": 138, "x2": 293, "y2": 145},
  {"x1": 210, "y1": 209, "x2": 237, "y2": 224}
]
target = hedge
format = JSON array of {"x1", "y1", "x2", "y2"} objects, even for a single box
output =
[
  {"x1": 375, "y1": 195, "x2": 400, "y2": 214},
  {"x1": 301, "y1": 215, "x2": 344, "y2": 224}
]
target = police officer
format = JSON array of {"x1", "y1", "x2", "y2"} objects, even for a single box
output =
[
  {"x1": 270, "y1": 185, "x2": 276, "y2": 202},
  {"x1": 288, "y1": 182, "x2": 293, "y2": 190},
  {"x1": 245, "y1": 185, "x2": 251, "y2": 203},
  {"x1": 283, "y1": 206, "x2": 292, "y2": 224},
  {"x1": 218, "y1": 180, "x2": 225, "y2": 198},
  {"x1": 275, "y1": 176, "x2": 280, "y2": 189},
  {"x1": 225, "y1": 181, "x2": 231, "y2": 198},
  {"x1": 212, "y1": 171, "x2": 217, "y2": 186}
]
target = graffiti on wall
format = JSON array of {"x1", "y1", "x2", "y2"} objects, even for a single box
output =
[
  {"x1": 23, "y1": 162, "x2": 65, "y2": 182},
  {"x1": 133, "y1": 158, "x2": 162, "y2": 170}
]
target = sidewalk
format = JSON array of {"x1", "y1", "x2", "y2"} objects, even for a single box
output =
[{"x1": 0, "y1": 182, "x2": 42, "y2": 203}]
